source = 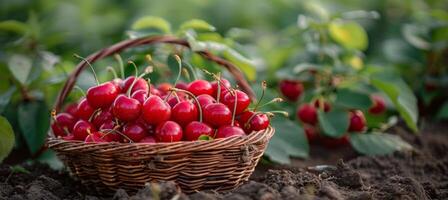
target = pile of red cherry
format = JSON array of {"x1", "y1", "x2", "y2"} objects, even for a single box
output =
[
  {"x1": 279, "y1": 80, "x2": 386, "y2": 148},
  {"x1": 52, "y1": 74, "x2": 271, "y2": 143}
]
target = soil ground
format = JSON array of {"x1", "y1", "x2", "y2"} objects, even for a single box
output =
[{"x1": 1, "y1": 121, "x2": 447, "y2": 200}]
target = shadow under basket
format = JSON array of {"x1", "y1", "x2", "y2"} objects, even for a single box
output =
[
  {"x1": 47, "y1": 127, "x2": 274, "y2": 194},
  {"x1": 46, "y1": 35, "x2": 275, "y2": 194}
]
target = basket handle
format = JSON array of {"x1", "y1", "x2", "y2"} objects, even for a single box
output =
[{"x1": 53, "y1": 35, "x2": 256, "y2": 112}]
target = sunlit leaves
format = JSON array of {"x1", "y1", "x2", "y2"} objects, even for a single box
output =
[
  {"x1": 0, "y1": 20, "x2": 28, "y2": 34},
  {"x1": 329, "y1": 20, "x2": 368, "y2": 50},
  {"x1": 178, "y1": 19, "x2": 216, "y2": 34},
  {"x1": 0, "y1": 116, "x2": 15, "y2": 163},
  {"x1": 131, "y1": 16, "x2": 171, "y2": 33}
]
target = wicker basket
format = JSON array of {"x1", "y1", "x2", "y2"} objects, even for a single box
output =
[{"x1": 47, "y1": 35, "x2": 275, "y2": 194}]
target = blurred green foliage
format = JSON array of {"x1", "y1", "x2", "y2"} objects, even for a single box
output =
[{"x1": 0, "y1": 0, "x2": 447, "y2": 165}]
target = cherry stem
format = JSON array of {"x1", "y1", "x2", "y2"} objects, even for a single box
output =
[
  {"x1": 202, "y1": 69, "x2": 234, "y2": 102},
  {"x1": 100, "y1": 125, "x2": 121, "y2": 139},
  {"x1": 74, "y1": 54, "x2": 99, "y2": 86},
  {"x1": 266, "y1": 110, "x2": 289, "y2": 117},
  {"x1": 173, "y1": 55, "x2": 182, "y2": 87},
  {"x1": 73, "y1": 85, "x2": 86, "y2": 97},
  {"x1": 126, "y1": 61, "x2": 140, "y2": 97},
  {"x1": 252, "y1": 98, "x2": 283, "y2": 110},
  {"x1": 170, "y1": 88, "x2": 203, "y2": 122},
  {"x1": 106, "y1": 66, "x2": 119, "y2": 80},
  {"x1": 216, "y1": 73, "x2": 222, "y2": 103},
  {"x1": 115, "y1": 130, "x2": 134, "y2": 143},
  {"x1": 114, "y1": 54, "x2": 125, "y2": 79},
  {"x1": 253, "y1": 81, "x2": 267, "y2": 111},
  {"x1": 147, "y1": 79, "x2": 152, "y2": 97},
  {"x1": 231, "y1": 88, "x2": 238, "y2": 126}
]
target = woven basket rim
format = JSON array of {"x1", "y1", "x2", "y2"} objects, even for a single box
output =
[{"x1": 48, "y1": 126, "x2": 274, "y2": 150}]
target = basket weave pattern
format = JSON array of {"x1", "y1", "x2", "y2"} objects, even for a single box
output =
[
  {"x1": 48, "y1": 127, "x2": 273, "y2": 193},
  {"x1": 47, "y1": 35, "x2": 275, "y2": 194}
]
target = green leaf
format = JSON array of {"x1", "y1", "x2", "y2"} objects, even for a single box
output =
[
  {"x1": 0, "y1": 116, "x2": 15, "y2": 163},
  {"x1": 371, "y1": 75, "x2": 418, "y2": 132},
  {"x1": 186, "y1": 33, "x2": 256, "y2": 81},
  {"x1": 178, "y1": 19, "x2": 216, "y2": 34},
  {"x1": 265, "y1": 117, "x2": 309, "y2": 164},
  {"x1": 402, "y1": 24, "x2": 431, "y2": 50},
  {"x1": 0, "y1": 20, "x2": 28, "y2": 34},
  {"x1": 436, "y1": 102, "x2": 448, "y2": 120},
  {"x1": 36, "y1": 150, "x2": 64, "y2": 170},
  {"x1": 198, "y1": 135, "x2": 213, "y2": 141},
  {"x1": 10, "y1": 165, "x2": 30, "y2": 174},
  {"x1": 318, "y1": 109, "x2": 349, "y2": 138},
  {"x1": 0, "y1": 87, "x2": 16, "y2": 113},
  {"x1": 334, "y1": 88, "x2": 373, "y2": 110},
  {"x1": 131, "y1": 16, "x2": 171, "y2": 33},
  {"x1": 222, "y1": 49, "x2": 256, "y2": 81},
  {"x1": 292, "y1": 63, "x2": 320, "y2": 74},
  {"x1": 329, "y1": 20, "x2": 368, "y2": 50},
  {"x1": 350, "y1": 133, "x2": 412, "y2": 155},
  {"x1": 18, "y1": 101, "x2": 49, "y2": 154},
  {"x1": 8, "y1": 54, "x2": 33, "y2": 85},
  {"x1": 182, "y1": 61, "x2": 198, "y2": 81}
]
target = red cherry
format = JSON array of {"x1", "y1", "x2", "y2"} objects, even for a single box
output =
[
  {"x1": 304, "y1": 125, "x2": 318, "y2": 143},
  {"x1": 123, "y1": 123, "x2": 146, "y2": 142},
  {"x1": 111, "y1": 78, "x2": 124, "y2": 93},
  {"x1": 184, "y1": 121, "x2": 213, "y2": 141},
  {"x1": 92, "y1": 109, "x2": 113, "y2": 128},
  {"x1": 203, "y1": 103, "x2": 232, "y2": 127},
  {"x1": 142, "y1": 96, "x2": 171, "y2": 125},
  {"x1": 122, "y1": 76, "x2": 149, "y2": 94},
  {"x1": 187, "y1": 79, "x2": 213, "y2": 96},
  {"x1": 279, "y1": 80, "x2": 304, "y2": 101},
  {"x1": 197, "y1": 94, "x2": 216, "y2": 110},
  {"x1": 73, "y1": 120, "x2": 96, "y2": 141},
  {"x1": 131, "y1": 90, "x2": 148, "y2": 104},
  {"x1": 348, "y1": 110, "x2": 366, "y2": 132},
  {"x1": 76, "y1": 98, "x2": 94, "y2": 120},
  {"x1": 140, "y1": 136, "x2": 156, "y2": 143},
  {"x1": 166, "y1": 95, "x2": 185, "y2": 108},
  {"x1": 150, "y1": 86, "x2": 162, "y2": 96},
  {"x1": 313, "y1": 99, "x2": 331, "y2": 112},
  {"x1": 155, "y1": 121, "x2": 183, "y2": 142},
  {"x1": 99, "y1": 120, "x2": 116, "y2": 130},
  {"x1": 369, "y1": 95, "x2": 386, "y2": 114},
  {"x1": 157, "y1": 83, "x2": 173, "y2": 95},
  {"x1": 51, "y1": 113, "x2": 76, "y2": 137},
  {"x1": 86, "y1": 82, "x2": 120, "y2": 109},
  {"x1": 84, "y1": 132, "x2": 107, "y2": 143},
  {"x1": 98, "y1": 121, "x2": 121, "y2": 142},
  {"x1": 112, "y1": 94, "x2": 142, "y2": 122},
  {"x1": 239, "y1": 111, "x2": 269, "y2": 133},
  {"x1": 62, "y1": 134, "x2": 76, "y2": 141},
  {"x1": 211, "y1": 78, "x2": 231, "y2": 99},
  {"x1": 171, "y1": 101, "x2": 198, "y2": 127},
  {"x1": 175, "y1": 82, "x2": 189, "y2": 90},
  {"x1": 297, "y1": 104, "x2": 318, "y2": 125},
  {"x1": 222, "y1": 90, "x2": 250, "y2": 115},
  {"x1": 215, "y1": 125, "x2": 245, "y2": 138},
  {"x1": 64, "y1": 103, "x2": 78, "y2": 117},
  {"x1": 320, "y1": 135, "x2": 350, "y2": 149}
]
